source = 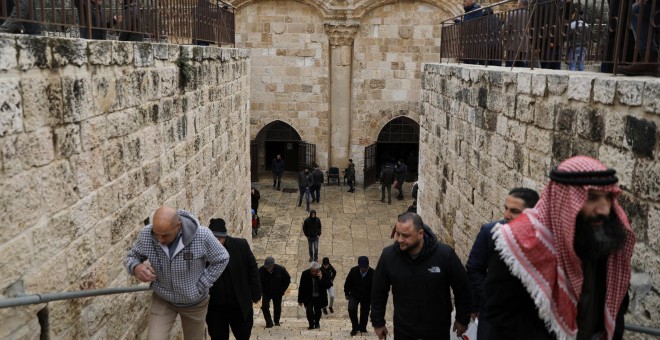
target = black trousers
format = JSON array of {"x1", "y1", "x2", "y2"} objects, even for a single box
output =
[
  {"x1": 348, "y1": 295, "x2": 370, "y2": 332},
  {"x1": 261, "y1": 294, "x2": 282, "y2": 325},
  {"x1": 304, "y1": 298, "x2": 324, "y2": 327},
  {"x1": 206, "y1": 303, "x2": 253, "y2": 340}
]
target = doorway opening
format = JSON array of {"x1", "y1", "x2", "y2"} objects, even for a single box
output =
[{"x1": 376, "y1": 116, "x2": 420, "y2": 182}]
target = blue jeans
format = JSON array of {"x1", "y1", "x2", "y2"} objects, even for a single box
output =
[
  {"x1": 307, "y1": 237, "x2": 319, "y2": 261},
  {"x1": 568, "y1": 47, "x2": 586, "y2": 71},
  {"x1": 298, "y1": 186, "x2": 310, "y2": 211},
  {"x1": 630, "y1": 1, "x2": 659, "y2": 54}
]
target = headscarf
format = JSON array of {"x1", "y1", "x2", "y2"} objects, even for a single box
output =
[{"x1": 491, "y1": 156, "x2": 635, "y2": 340}]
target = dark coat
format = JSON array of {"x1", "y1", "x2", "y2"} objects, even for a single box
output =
[
  {"x1": 343, "y1": 266, "x2": 375, "y2": 302},
  {"x1": 271, "y1": 158, "x2": 285, "y2": 174},
  {"x1": 485, "y1": 250, "x2": 629, "y2": 340},
  {"x1": 465, "y1": 220, "x2": 503, "y2": 313},
  {"x1": 297, "y1": 269, "x2": 333, "y2": 306},
  {"x1": 303, "y1": 216, "x2": 322, "y2": 238},
  {"x1": 395, "y1": 163, "x2": 407, "y2": 182},
  {"x1": 380, "y1": 166, "x2": 395, "y2": 185},
  {"x1": 463, "y1": 2, "x2": 483, "y2": 21},
  {"x1": 371, "y1": 227, "x2": 471, "y2": 339},
  {"x1": 209, "y1": 237, "x2": 261, "y2": 319},
  {"x1": 312, "y1": 168, "x2": 324, "y2": 186},
  {"x1": 321, "y1": 264, "x2": 337, "y2": 282},
  {"x1": 259, "y1": 264, "x2": 291, "y2": 297},
  {"x1": 251, "y1": 188, "x2": 260, "y2": 211},
  {"x1": 298, "y1": 171, "x2": 313, "y2": 188}
]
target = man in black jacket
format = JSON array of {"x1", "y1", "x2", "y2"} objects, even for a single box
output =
[
  {"x1": 271, "y1": 154, "x2": 284, "y2": 190},
  {"x1": 303, "y1": 210, "x2": 322, "y2": 262},
  {"x1": 207, "y1": 218, "x2": 262, "y2": 340},
  {"x1": 298, "y1": 168, "x2": 314, "y2": 212},
  {"x1": 298, "y1": 262, "x2": 333, "y2": 330},
  {"x1": 311, "y1": 164, "x2": 324, "y2": 203},
  {"x1": 395, "y1": 160, "x2": 407, "y2": 200},
  {"x1": 259, "y1": 256, "x2": 291, "y2": 328},
  {"x1": 344, "y1": 256, "x2": 375, "y2": 336},
  {"x1": 380, "y1": 164, "x2": 395, "y2": 205},
  {"x1": 371, "y1": 213, "x2": 471, "y2": 340}
]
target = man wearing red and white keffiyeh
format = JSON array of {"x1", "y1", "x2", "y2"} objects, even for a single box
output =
[{"x1": 484, "y1": 156, "x2": 635, "y2": 340}]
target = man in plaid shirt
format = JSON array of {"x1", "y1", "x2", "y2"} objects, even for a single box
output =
[{"x1": 126, "y1": 206, "x2": 229, "y2": 339}]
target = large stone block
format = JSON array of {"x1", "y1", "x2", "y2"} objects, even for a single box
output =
[
  {"x1": 16, "y1": 127, "x2": 55, "y2": 167},
  {"x1": 555, "y1": 104, "x2": 576, "y2": 133},
  {"x1": 617, "y1": 79, "x2": 643, "y2": 106},
  {"x1": 0, "y1": 78, "x2": 23, "y2": 137},
  {"x1": 576, "y1": 107, "x2": 604, "y2": 142},
  {"x1": 53, "y1": 124, "x2": 81, "y2": 158},
  {"x1": 546, "y1": 74, "x2": 568, "y2": 95},
  {"x1": 62, "y1": 74, "x2": 94, "y2": 123},
  {"x1": 603, "y1": 109, "x2": 629, "y2": 149},
  {"x1": 16, "y1": 35, "x2": 51, "y2": 70},
  {"x1": 1, "y1": 135, "x2": 22, "y2": 176},
  {"x1": 533, "y1": 100, "x2": 555, "y2": 129},
  {"x1": 516, "y1": 73, "x2": 532, "y2": 94},
  {"x1": 567, "y1": 75, "x2": 592, "y2": 102},
  {"x1": 0, "y1": 35, "x2": 18, "y2": 71},
  {"x1": 527, "y1": 125, "x2": 553, "y2": 155},
  {"x1": 112, "y1": 41, "x2": 134, "y2": 65},
  {"x1": 531, "y1": 74, "x2": 546, "y2": 97},
  {"x1": 593, "y1": 78, "x2": 616, "y2": 105},
  {"x1": 0, "y1": 234, "x2": 31, "y2": 291},
  {"x1": 20, "y1": 76, "x2": 63, "y2": 132},
  {"x1": 88, "y1": 41, "x2": 113, "y2": 65},
  {"x1": 92, "y1": 71, "x2": 117, "y2": 114},
  {"x1": 51, "y1": 37, "x2": 87, "y2": 67},
  {"x1": 598, "y1": 144, "x2": 634, "y2": 189},
  {"x1": 625, "y1": 116, "x2": 657, "y2": 159},
  {"x1": 632, "y1": 159, "x2": 659, "y2": 200},
  {"x1": 643, "y1": 80, "x2": 660, "y2": 114},
  {"x1": 134, "y1": 43, "x2": 154, "y2": 67},
  {"x1": 80, "y1": 115, "x2": 108, "y2": 151}
]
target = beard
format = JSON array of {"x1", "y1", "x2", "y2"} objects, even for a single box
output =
[{"x1": 574, "y1": 213, "x2": 626, "y2": 260}]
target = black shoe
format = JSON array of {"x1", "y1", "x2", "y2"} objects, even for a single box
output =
[
  {"x1": 329, "y1": 307, "x2": 334, "y2": 313},
  {"x1": 308, "y1": 325, "x2": 315, "y2": 330},
  {"x1": 297, "y1": 203, "x2": 301, "y2": 207},
  {"x1": 312, "y1": 199, "x2": 316, "y2": 203},
  {"x1": 350, "y1": 330, "x2": 358, "y2": 336},
  {"x1": 309, "y1": 258, "x2": 313, "y2": 262},
  {"x1": 314, "y1": 323, "x2": 320, "y2": 329},
  {"x1": 380, "y1": 199, "x2": 385, "y2": 203},
  {"x1": 360, "y1": 328, "x2": 368, "y2": 333},
  {"x1": 322, "y1": 307, "x2": 328, "y2": 315},
  {"x1": 266, "y1": 323, "x2": 274, "y2": 328},
  {"x1": 275, "y1": 322, "x2": 280, "y2": 326}
]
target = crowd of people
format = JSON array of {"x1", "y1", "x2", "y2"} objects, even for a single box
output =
[{"x1": 125, "y1": 155, "x2": 635, "y2": 340}]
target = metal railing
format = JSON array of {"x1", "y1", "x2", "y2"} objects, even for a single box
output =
[
  {"x1": 0, "y1": 285, "x2": 151, "y2": 309},
  {"x1": 441, "y1": 0, "x2": 659, "y2": 75},
  {"x1": 0, "y1": 0, "x2": 235, "y2": 45}
]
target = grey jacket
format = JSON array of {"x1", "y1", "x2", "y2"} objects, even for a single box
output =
[{"x1": 126, "y1": 210, "x2": 229, "y2": 306}]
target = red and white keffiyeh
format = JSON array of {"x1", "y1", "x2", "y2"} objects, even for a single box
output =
[{"x1": 491, "y1": 156, "x2": 636, "y2": 340}]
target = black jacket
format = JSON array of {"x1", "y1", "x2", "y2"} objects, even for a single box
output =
[
  {"x1": 251, "y1": 188, "x2": 260, "y2": 210},
  {"x1": 259, "y1": 264, "x2": 291, "y2": 297},
  {"x1": 271, "y1": 158, "x2": 285, "y2": 174},
  {"x1": 465, "y1": 220, "x2": 502, "y2": 313},
  {"x1": 485, "y1": 251, "x2": 628, "y2": 340},
  {"x1": 344, "y1": 266, "x2": 375, "y2": 301},
  {"x1": 303, "y1": 215, "x2": 322, "y2": 238},
  {"x1": 312, "y1": 168, "x2": 324, "y2": 186},
  {"x1": 321, "y1": 264, "x2": 337, "y2": 282},
  {"x1": 395, "y1": 163, "x2": 407, "y2": 182},
  {"x1": 209, "y1": 237, "x2": 261, "y2": 319},
  {"x1": 380, "y1": 166, "x2": 395, "y2": 185},
  {"x1": 298, "y1": 269, "x2": 333, "y2": 306},
  {"x1": 298, "y1": 171, "x2": 313, "y2": 188},
  {"x1": 371, "y1": 227, "x2": 471, "y2": 339}
]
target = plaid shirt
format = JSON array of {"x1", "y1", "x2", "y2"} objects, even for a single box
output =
[{"x1": 126, "y1": 210, "x2": 229, "y2": 306}]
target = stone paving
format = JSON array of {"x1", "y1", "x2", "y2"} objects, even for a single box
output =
[{"x1": 247, "y1": 175, "x2": 411, "y2": 339}]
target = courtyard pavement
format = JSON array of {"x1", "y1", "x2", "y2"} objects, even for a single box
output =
[{"x1": 247, "y1": 174, "x2": 412, "y2": 339}]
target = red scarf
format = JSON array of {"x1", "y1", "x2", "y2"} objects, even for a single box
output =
[{"x1": 492, "y1": 156, "x2": 635, "y2": 340}]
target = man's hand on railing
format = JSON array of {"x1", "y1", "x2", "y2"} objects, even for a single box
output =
[{"x1": 134, "y1": 263, "x2": 156, "y2": 282}]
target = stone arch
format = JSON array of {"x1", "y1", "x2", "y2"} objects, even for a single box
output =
[
  {"x1": 229, "y1": 0, "x2": 330, "y2": 17},
  {"x1": 353, "y1": 0, "x2": 462, "y2": 20},
  {"x1": 253, "y1": 119, "x2": 305, "y2": 173},
  {"x1": 253, "y1": 119, "x2": 304, "y2": 141},
  {"x1": 374, "y1": 113, "x2": 420, "y2": 144}
]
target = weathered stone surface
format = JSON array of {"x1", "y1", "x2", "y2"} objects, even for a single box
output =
[
  {"x1": 632, "y1": 159, "x2": 659, "y2": 200},
  {"x1": 88, "y1": 41, "x2": 113, "y2": 65},
  {"x1": 0, "y1": 35, "x2": 18, "y2": 71},
  {"x1": 599, "y1": 144, "x2": 634, "y2": 189},
  {"x1": 112, "y1": 41, "x2": 134, "y2": 65},
  {"x1": 593, "y1": 78, "x2": 616, "y2": 105},
  {"x1": 134, "y1": 43, "x2": 154, "y2": 67},
  {"x1": 617, "y1": 79, "x2": 643, "y2": 106},
  {"x1": 20, "y1": 76, "x2": 63, "y2": 131},
  {"x1": 0, "y1": 78, "x2": 23, "y2": 137},
  {"x1": 16, "y1": 35, "x2": 51, "y2": 70},
  {"x1": 516, "y1": 73, "x2": 532, "y2": 94},
  {"x1": 625, "y1": 116, "x2": 657, "y2": 159},
  {"x1": 53, "y1": 124, "x2": 81, "y2": 158},
  {"x1": 531, "y1": 74, "x2": 546, "y2": 97},
  {"x1": 577, "y1": 107, "x2": 604, "y2": 142},
  {"x1": 643, "y1": 80, "x2": 660, "y2": 114},
  {"x1": 62, "y1": 74, "x2": 94, "y2": 123},
  {"x1": 567, "y1": 75, "x2": 592, "y2": 102},
  {"x1": 51, "y1": 37, "x2": 87, "y2": 67},
  {"x1": 16, "y1": 127, "x2": 55, "y2": 167},
  {"x1": 546, "y1": 74, "x2": 568, "y2": 95},
  {"x1": 0, "y1": 234, "x2": 31, "y2": 291}
]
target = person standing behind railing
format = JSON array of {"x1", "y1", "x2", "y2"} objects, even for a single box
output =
[
  {"x1": 457, "y1": 0, "x2": 484, "y2": 64},
  {"x1": 502, "y1": 0, "x2": 530, "y2": 67},
  {"x1": 618, "y1": 0, "x2": 660, "y2": 76},
  {"x1": 0, "y1": 0, "x2": 40, "y2": 34},
  {"x1": 118, "y1": 0, "x2": 143, "y2": 41},
  {"x1": 566, "y1": 9, "x2": 591, "y2": 71},
  {"x1": 73, "y1": 0, "x2": 120, "y2": 40}
]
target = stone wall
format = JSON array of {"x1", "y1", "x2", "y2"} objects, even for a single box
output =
[
  {"x1": 0, "y1": 34, "x2": 251, "y2": 338},
  {"x1": 418, "y1": 64, "x2": 659, "y2": 330}
]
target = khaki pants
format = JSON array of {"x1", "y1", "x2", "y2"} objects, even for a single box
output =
[{"x1": 148, "y1": 293, "x2": 209, "y2": 340}]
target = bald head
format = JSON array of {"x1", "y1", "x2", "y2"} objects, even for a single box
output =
[{"x1": 152, "y1": 207, "x2": 181, "y2": 245}]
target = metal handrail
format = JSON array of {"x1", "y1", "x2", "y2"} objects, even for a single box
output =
[
  {"x1": 624, "y1": 323, "x2": 660, "y2": 337},
  {"x1": 0, "y1": 285, "x2": 151, "y2": 309}
]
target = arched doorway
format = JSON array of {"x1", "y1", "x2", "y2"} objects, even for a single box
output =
[
  {"x1": 363, "y1": 117, "x2": 420, "y2": 187},
  {"x1": 252, "y1": 121, "x2": 316, "y2": 182}
]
